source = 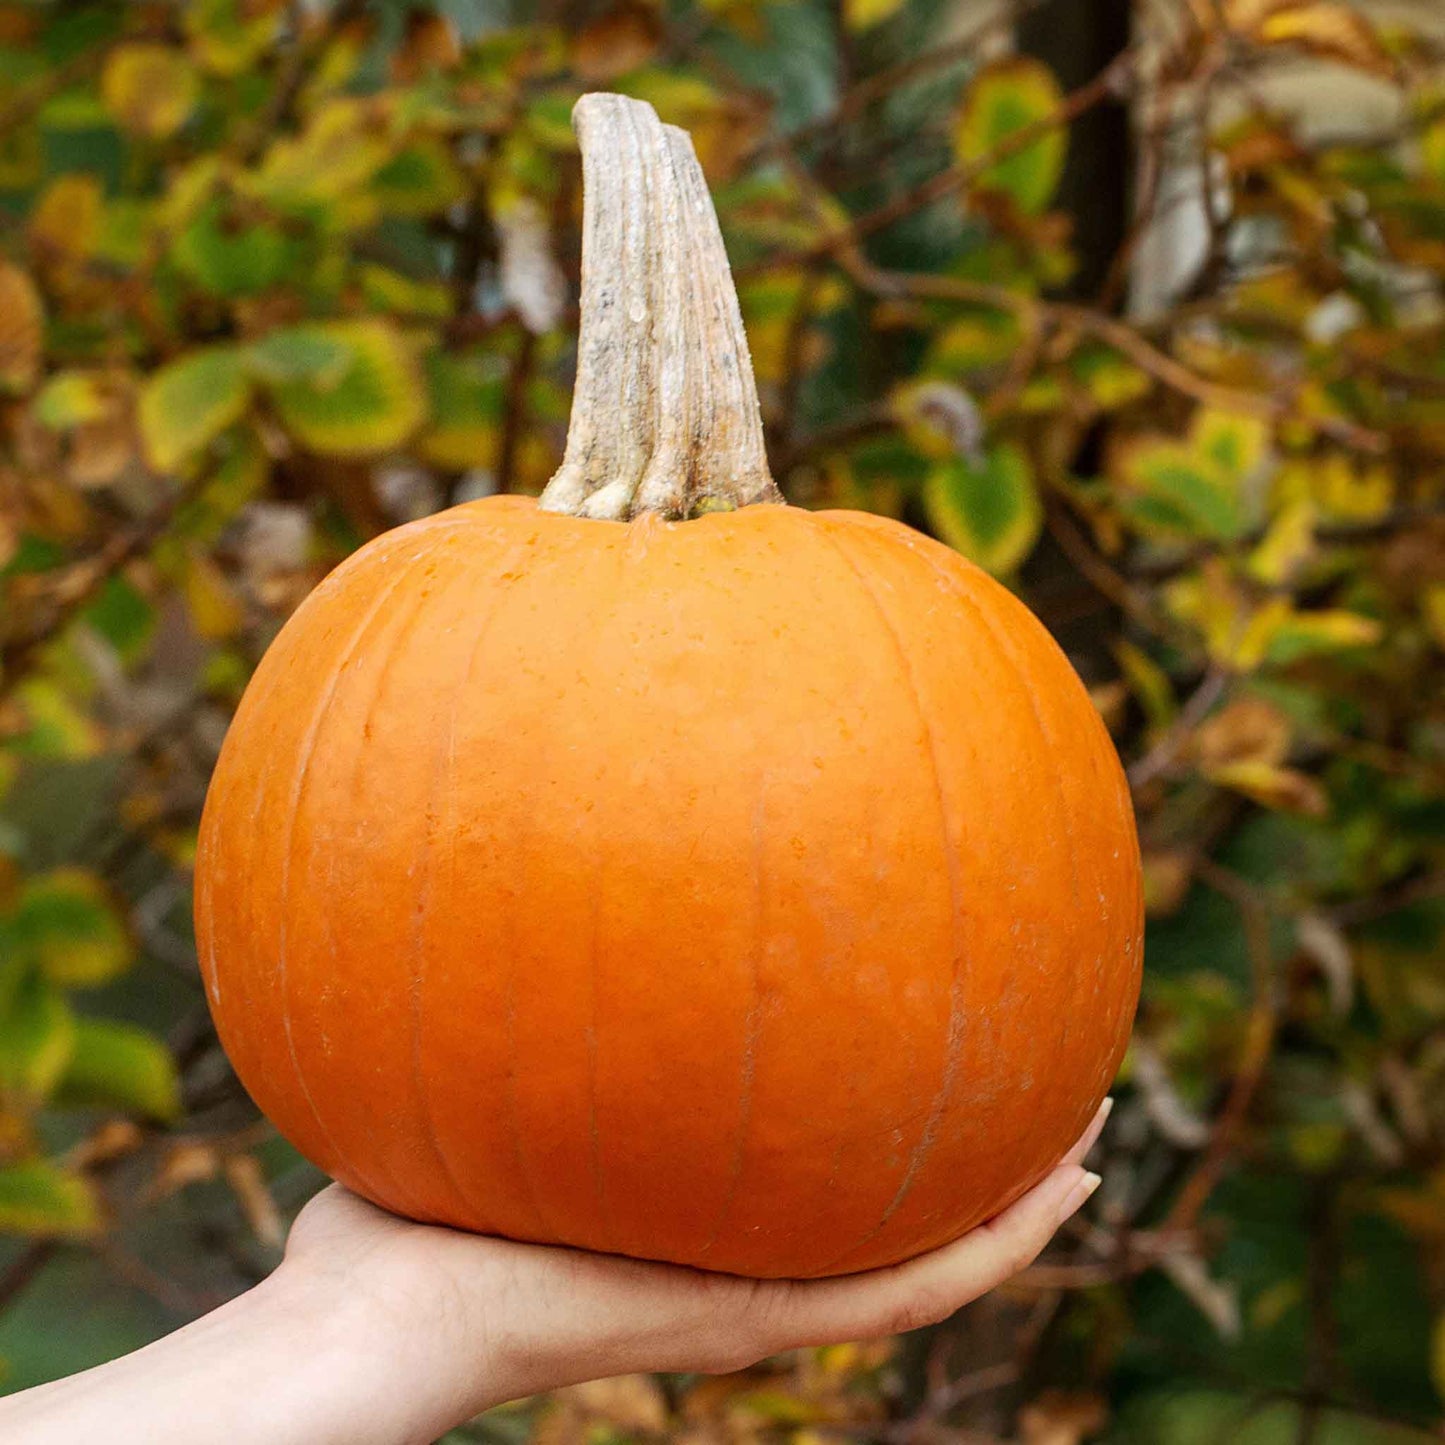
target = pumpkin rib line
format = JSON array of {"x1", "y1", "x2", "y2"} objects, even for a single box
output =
[
  {"x1": 275, "y1": 552, "x2": 440, "y2": 1213},
  {"x1": 496, "y1": 529, "x2": 606, "y2": 1244},
  {"x1": 582, "y1": 529, "x2": 637, "y2": 1254},
  {"x1": 694, "y1": 771, "x2": 768, "y2": 1263},
  {"x1": 929, "y1": 559, "x2": 1096, "y2": 1193},
  {"x1": 809, "y1": 520, "x2": 968, "y2": 1266},
  {"x1": 405, "y1": 532, "x2": 535, "y2": 1224}
]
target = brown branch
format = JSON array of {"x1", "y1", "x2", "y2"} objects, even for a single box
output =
[
  {"x1": 496, "y1": 330, "x2": 536, "y2": 496},
  {"x1": 841, "y1": 258, "x2": 1385, "y2": 452},
  {"x1": 1164, "y1": 861, "x2": 1279, "y2": 1233},
  {"x1": 230, "y1": 0, "x2": 367, "y2": 164},
  {"x1": 1128, "y1": 665, "x2": 1230, "y2": 790},
  {"x1": 741, "y1": 47, "x2": 1142, "y2": 278},
  {"x1": 0, "y1": 476, "x2": 208, "y2": 709},
  {"x1": 0, "y1": 1241, "x2": 57, "y2": 1315},
  {"x1": 749, "y1": 0, "x2": 1041, "y2": 164}
]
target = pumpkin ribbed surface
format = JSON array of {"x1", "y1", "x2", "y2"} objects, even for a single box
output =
[{"x1": 195, "y1": 493, "x2": 1140, "y2": 1278}]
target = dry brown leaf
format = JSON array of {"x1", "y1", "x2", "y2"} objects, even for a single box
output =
[
  {"x1": 148, "y1": 1140, "x2": 221, "y2": 1201},
  {"x1": 1193, "y1": 695, "x2": 1292, "y2": 770},
  {"x1": 389, "y1": 9, "x2": 461, "y2": 83},
  {"x1": 565, "y1": 1374, "x2": 670, "y2": 1432},
  {"x1": 1208, "y1": 760, "x2": 1328, "y2": 817},
  {"x1": 1255, "y1": 3, "x2": 1396, "y2": 77},
  {"x1": 574, "y1": 2, "x2": 663, "y2": 82},
  {"x1": 1019, "y1": 1389, "x2": 1109, "y2": 1445},
  {"x1": 0, "y1": 260, "x2": 43, "y2": 394},
  {"x1": 1142, "y1": 849, "x2": 1193, "y2": 917}
]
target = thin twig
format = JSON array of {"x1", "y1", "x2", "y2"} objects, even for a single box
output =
[
  {"x1": 749, "y1": 0, "x2": 1040, "y2": 164},
  {"x1": 742, "y1": 48, "x2": 1142, "y2": 276}
]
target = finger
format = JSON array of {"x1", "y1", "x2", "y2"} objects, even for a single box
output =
[
  {"x1": 1061, "y1": 1096, "x2": 1113, "y2": 1169},
  {"x1": 761, "y1": 1159, "x2": 1103, "y2": 1352}
]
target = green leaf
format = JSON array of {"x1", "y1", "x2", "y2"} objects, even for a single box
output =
[
  {"x1": 1192, "y1": 407, "x2": 1270, "y2": 479},
  {"x1": 1122, "y1": 441, "x2": 1247, "y2": 540},
  {"x1": 1262, "y1": 609, "x2": 1383, "y2": 665},
  {"x1": 0, "y1": 973, "x2": 76, "y2": 1100},
  {"x1": 415, "y1": 350, "x2": 506, "y2": 470},
  {"x1": 170, "y1": 426, "x2": 269, "y2": 545},
  {"x1": 924, "y1": 442, "x2": 1042, "y2": 575},
  {"x1": 8, "y1": 680, "x2": 102, "y2": 760},
  {"x1": 172, "y1": 200, "x2": 296, "y2": 299},
  {"x1": 184, "y1": 0, "x2": 283, "y2": 76},
  {"x1": 6, "y1": 869, "x2": 134, "y2": 988},
  {"x1": 82, "y1": 575, "x2": 156, "y2": 664},
  {"x1": 954, "y1": 58, "x2": 1068, "y2": 215},
  {"x1": 0, "y1": 1162, "x2": 100, "y2": 1238},
  {"x1": 246, "y1": 328, "x2": 352, "y2": 386},
  {"x1": 33, "y1": 372, "x2": 108, "y2": 431},
  {"x1": 139, "y1": 347, "x2": 251, "y2": 473},
  {"x1": 926, "y1": 310, "x2": 1022, "y2": 377},
  {"x1": 262, "y1": 321, "x2": 426, "y2": 456},
  {"x1": 1070, "y1": 343, "x2": 1153, "y2": 409},
  {"x1": 356, "y1": 264, "x2": 454, "y2": 321},
  {"x1": 369, "y1": 141, "x2": 467, "y2": 218},
  {"x1": 56, "y1": 1018, "x2": 180, "y2": 1122}
]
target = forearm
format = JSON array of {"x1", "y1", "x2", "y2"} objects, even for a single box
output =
[{"x1": 0, "y1": 1264, "x2": 505, "y2": 1445}]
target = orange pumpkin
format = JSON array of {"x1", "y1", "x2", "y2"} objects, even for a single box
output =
[{"x1": 195, "y1": 95, "x2": 1141, "y2": 1280}]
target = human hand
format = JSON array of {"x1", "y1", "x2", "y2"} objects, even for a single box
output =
[
  {"x1": 0, "y1": 1101, "x2": 1109, "y2": 1445},
  {"x1": 277, "y1": 1098, "x2": 1112, "y2": 1443}
]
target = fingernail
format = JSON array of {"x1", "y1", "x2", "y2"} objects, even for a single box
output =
[
  {"x1": 1098, "y1": 1097, "x2": 1114, "y2": 1124},
  {"x1": 1056, "y1": 1171, "x2": 1101, "y2": 1226}
]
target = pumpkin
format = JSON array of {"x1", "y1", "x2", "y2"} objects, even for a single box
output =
[{"x1": 195, "y1": 93, "x2": 1141, "y2": 1280}]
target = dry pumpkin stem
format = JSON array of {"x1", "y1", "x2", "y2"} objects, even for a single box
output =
[{"x1": 538, "y1": 93, "x2": 783, "y2": 522}]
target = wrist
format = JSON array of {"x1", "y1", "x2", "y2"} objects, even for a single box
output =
[{"x1": 268, "y1": 1239, "x2": 515, "y2": 1442}]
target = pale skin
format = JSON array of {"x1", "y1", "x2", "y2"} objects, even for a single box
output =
[{"x1": 0, "y1": 1100, "x2": 1110, "y2": 1445}]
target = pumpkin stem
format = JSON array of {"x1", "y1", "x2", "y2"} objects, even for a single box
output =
[{"x1": 538, "y1": 93, "x2": 782, "y2": 522}]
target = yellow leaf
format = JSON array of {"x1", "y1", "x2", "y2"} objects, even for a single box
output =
[
  {"x1": 1247, "y1": 498, "x2": 1314, "y2": 585},
  {"x1": 101, "y1": 43, "x2": 200, "y2": 139},
  {"x1": 6, "y1": 867, "x2": 134, "y2": 987},
  {"x1": 1312, "y1": 454, "x2": 1392, "y2": 522},
  {"x1": 139, "y1": 348, "x2": 251, "y2": 473},
  {"x1": 0, "y1": 1161, "x2": 101, "y2": 1238},
  {"x1": 1207, "y1": 760, "x2": 1327, "y2": 816},
  {"x1": 1423, "y1": 585, "x2": 1445, "y2": 650},
  {"x1": 1254, "y1": 3, "x2": 1395, "y2": 78},
  {"x1": 181, "y1": 548, "x2": 246, "y2": 640},
  {"x1": 924, "y1": 442, "x2": 1042, "y2": 576},
  {"x1": 1114, "y1": 641, "x2": 1176, "y2": 731},
  {"x1": 9, "y1": 679, "x2": 103, "y2": 760},
  {"x1": 252, "y1": 98, "x2": 390, "y2": 208},
  {"x1": 1190, "y1": 406, "x2": 1271, "y2": 479},
  {"x1": 1263, "y1": 608, "x2": 1382, "y2": 665},
  {"x1": 954, "y1": 58, "x2": 1068, "y2": 215},
  {"x1": 34, "y1": 372, "x2": 110, "y2": 430},
  {"x1": 264, "y1": 320, "x2": 427, "y2": 457},
  {"x1": 0, "y1": 260, "x2": 43, "y2": 394},
  {"x1": 844, "y1": 0, "x2": 907, "y2": 30},
  {"x1": 28, "y1": 174, "x2": 103, "y2": 261},
  {"x1": 184, "y1": 0, "x2": 284, "y2": 77}
]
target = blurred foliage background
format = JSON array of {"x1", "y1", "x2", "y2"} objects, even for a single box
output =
[{"x1": 2, "y1": 0, "x2": 1445, "y2": 1440}]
